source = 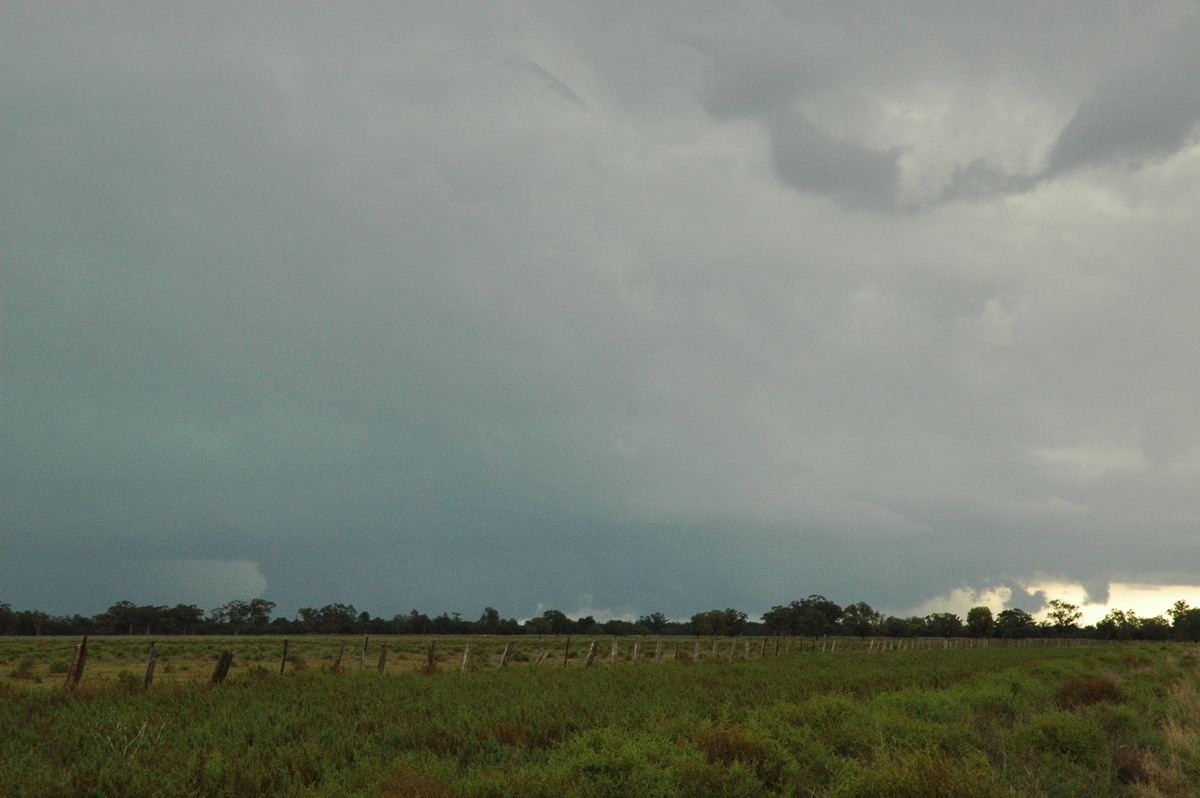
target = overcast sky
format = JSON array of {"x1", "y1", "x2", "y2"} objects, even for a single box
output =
[{"x1": 5, "y1": 2, "x2": 1200, "y2": 624}]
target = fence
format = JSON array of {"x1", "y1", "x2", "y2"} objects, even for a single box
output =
[{"x1": 0, "y1": 633, "x2": 1107, "y2": 693}]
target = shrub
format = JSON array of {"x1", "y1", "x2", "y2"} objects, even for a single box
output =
[{"x1": 1056, "y1": 676, "x2": 1124, "y2": 709}]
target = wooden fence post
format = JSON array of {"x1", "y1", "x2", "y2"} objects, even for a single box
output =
[
  {"x1": 424, "y1": 641, "x2": 437, "y2": 674},
  {"x1": 500, "y1": 641, "x2": 513, "y2": 668},
  {"x1": 711, "y1": 638, "x2": 718, "y2": 659},
  {"x1": 726, "y1": 641, "x2": 735, "y2": 662},
  {"x1": 64, "y1": 635, "x2": 88, "y2": 692},
  {"x1": 693, "y1": 640, "x2": 700, "y2": 661},
  {"x1": 610, "y1": 639, "x2": 618, "y2": 665},
  {"x1": 332, "y1": 642, "x2": 346, "y2": 674},
  {"x1": 361, "y1": 635, "x2": 369, "y2": 667},
  {"x1": 377, "y1": 645, "x2": 388, "y2": 673},
  {"x1": 279, "y1": 640, "x2": 289, "y2": 674},
  {"x1": 632, "y1": 641, "x2": 640, "y2": 664},
  {"x1": 585, "y1": 641, "x2": 597, "y2": 667},
  {"x1": 461, "y1": 644, "x2": 472, "y2": 673},
  {"x1": 143, "y1": 641, "x2": 158, "y2": 690},
  {"x1": 673, "y1": 641, "x2": 680, "y2": 661},
  {"x1": 563, "y1": 637, "x2": 571, "y2": 668},
  {"x1": 211, "y1": 651, "x2": 233, "y2": 684},
  {"x1": 654, "y1": 641, "x2": 662, "y2": 663}
]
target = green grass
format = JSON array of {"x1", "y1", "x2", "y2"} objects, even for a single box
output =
[{"x1": 1, "y1": 639, "x2": 1197, "y2": 796}]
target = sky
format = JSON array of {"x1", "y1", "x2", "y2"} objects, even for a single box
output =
[{"x1": 4, "y1": 2, "x2": 1200, "y2": 625}]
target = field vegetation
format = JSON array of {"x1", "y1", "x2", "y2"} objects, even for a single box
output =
[{"x1": 4, "y1": 636, "x2": 1200, "y2": 796}]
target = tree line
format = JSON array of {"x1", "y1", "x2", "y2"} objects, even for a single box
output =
[{"x1": 4, "y1": 594, "x2": 1200, "y2": 640}]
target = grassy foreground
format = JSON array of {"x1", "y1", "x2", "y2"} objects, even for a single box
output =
[{"x1": 2, "y1": 640, "x2": 1199, "y2": 796}]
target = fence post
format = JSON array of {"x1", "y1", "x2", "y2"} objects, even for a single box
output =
[
  {"x1": 211, "y1": 651, "x2": 233, "y2": 684},
  {"x1": 64, "y1": 635, "x2": 88, "y2": 692},
  {"x1": 377, "y1": 645, "x2": 388, "y2": 673},
  {"x1": 610, "y1": 639, "x2": 618, "y2": 665},
  {"x1": 461, "y1": 644, "x2": 472, "y2": 673},
  {"x1": 361, "y1": 635, "x2": 369, "y2": 667},
  {"x1": 632, "y1": 641, "x2": 640, "y2": 664},
  {"x1": 673, "y1": 641, "x2": 680, "y2": 661},
  {"x1": 500, "y1": 641, "x2": 513, "y2": 668},
  {"x1": 143, "y1": 641, "x2": 158, "y2": 690},
  {"x1": 585, "y1": 641, "x2": 597, "y2": 666},
  {"x1": 655, "y1": 641, "x2": 663, "y2": 663},
  {"x1": 693, "y1": 640, "x2": 700, "y2": 661},
  {"x1": 332, "y1": 642, "x2": 346, "y2": 674},
  {"x1": 563, "y1": 637, "x2": 571, "y2": 668},
  {"x1": 279, "y1": 640, "x2": 289, "y2": 674},
  {"x1": 424, "y1": 641, "x2": 437, "y2": 674}
]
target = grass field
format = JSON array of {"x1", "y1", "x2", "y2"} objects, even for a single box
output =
[{"x1": 2, "y1": 636, "x2": 1197, "y2": 796}]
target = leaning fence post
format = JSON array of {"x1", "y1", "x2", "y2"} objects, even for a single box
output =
[
  {"x1": 211, "y1": 651, "x2": 233, "y2": 684},
  {"x1": 279, "y1": 640, "x2": 289, "y2": 674},
  {"x1": 332, "y1": 642, "x2": 346, "y2": 674},
  {"x1": 143, "y1": 641, "x2": 158, "y2": 690},
  {"x1": 585, "y1": 641, "x2": 597, "y2": 666},
  {"x1": 64, "y1": 635, "x2": 88, "y2": 692},
  {"x1": 500, "y1": 641, "x2": 513, "y2": 668}
]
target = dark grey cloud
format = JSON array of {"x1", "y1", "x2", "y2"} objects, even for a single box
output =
[
  {"x1": 1046, "y1": 13, "x2": 1200, "y2": 176},
  {"x1": 5, "y1": 2, "x2": 1200, "y2": 623}
]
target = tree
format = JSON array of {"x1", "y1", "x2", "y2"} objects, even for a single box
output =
[
  {"x1": 1045, "y1": 599, "x2": 1083, "y2": 635},
  {"x1": 477, "y1": 607, "x2": 501, "y2": 634},
  {"x1": 761, "y1": 595, "x2": 843, "y2": 637},
  {"x1": 966, "y1": 606, "x2": 995, "y2": 638},
  {"x1": 995, "y1": 608, "x2": 1036, "y2": 639},
  {"x1": 925, "y1": 612, "x2": 963, "y2": 638},
  {"x1": 1172, "y1": 608, "x2": 1200, "y2": 642},
  {"x1": 690, "y1": 609, "x2": 728, "y2": 637},
  {"x1": 841, "y1": 602, "x2": 882, "y2": 637},
  {"x1": 637, "y1": 612, "x2": 669, "y2": 634}
]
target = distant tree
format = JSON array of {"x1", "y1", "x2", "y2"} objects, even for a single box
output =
[
  {"x1": 297, "y1": 603, "x2": 358, "y2": 634},
  {"x1": 601, "y1": 619, "x2": 635, "y2": 636},
  {"x1": 1046, "y1": 599, "x2": 1083, "y2": 635},
  {"x1": 637, "y1": 612, "x2": 669, "y2": 634},
  {"x1": 690, "y1": 609, "x2": 728, "y2": 637},
  {"x1": 477, "y1": 607, "x2": 501, "y2": 634},
  {"x1": 524, "y1": 616, "x2": 552, "y2": 637},
  {"x1": 761, "y1": 596, "x2": 843, "y2": 637},
  {"x1": 925, "y1": 612, "x2": 963, "y2": 638},
  {"x1": 159, "y1": 604, "x2": 204, "y2": 635},
  {"x1": 966, "y1": 606, "x2": 995, "y2": 638},
  {"x1": 1096, "y1": 609, "x2": 1137, "y2": 640},
  {"x1": 13, "y1": 610, "x2": 49, "y2": 636},
  {"x1": 1139, "y1": 614, "x2": 1171, "y2": 641},
  {"x1": 1172, "y1": 608, "x2": 1200, "y2": 642},
  {"x1": 539, "y1": 609, "x2": 576, "y2": 635},
  {"x1": 995, "y1": 608, "x2": 1036, "y2": 639},
  {"x1": 841, "y1": 602, "x2": 882, "y2": 637},
  {"x1": 0, "y1": 602, "x2": 12, "y2": 635}
]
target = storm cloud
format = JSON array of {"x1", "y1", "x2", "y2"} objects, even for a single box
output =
[{"x1": 4, "y1": 2, "x2": 1200, "y2": 623}]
